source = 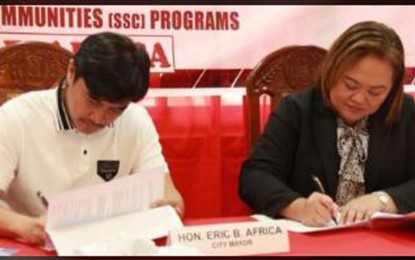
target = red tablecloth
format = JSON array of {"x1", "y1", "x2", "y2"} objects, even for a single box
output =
[{"x1": 4, "y1": 216, "x2": 415, "y2": 256}]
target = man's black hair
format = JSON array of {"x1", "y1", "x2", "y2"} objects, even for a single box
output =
[{"x1": 73, "y1": 32, "x2": 150, "y2": 103}]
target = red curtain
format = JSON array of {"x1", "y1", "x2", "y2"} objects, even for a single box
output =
[{"x1": 144, "y1": 94, "x2": 247, "y2": 218}]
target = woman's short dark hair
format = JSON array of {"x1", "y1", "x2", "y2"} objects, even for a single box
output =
[
  {"x1": 73, "y1": 32, "x2": 150, "y2": 103},
  {"x1": 317, "y1": 21, "x2": 405, "y2": 125}
]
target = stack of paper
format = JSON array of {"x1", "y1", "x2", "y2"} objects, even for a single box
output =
[{"x1": 44, "y1": 167, "x2": 184, "y2": 256}]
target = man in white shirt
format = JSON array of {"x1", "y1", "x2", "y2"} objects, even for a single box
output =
[{"x1": 0, "y1": 32, "x2": 184, "y2": 246}]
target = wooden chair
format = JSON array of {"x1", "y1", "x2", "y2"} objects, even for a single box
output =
[
  {"x1": 0, "y1": 41, "x2": 72, "y2": 105},
  {"x1": 246, "y1": 45, "x2": 327, "y2": 150}
]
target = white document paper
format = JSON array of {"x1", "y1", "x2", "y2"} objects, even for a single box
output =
[
  {"x1": 46, "y1": 167, "x2": 165, "y2": 230},
  {"x1": 283, "y1": 219, "x2": 368, "y2": 233},
  {"x1": 44, "y1": 167, "x2": 184, "y2": 256},
  {"x1": 253, "y1": 211, "x2": 415, "y2": 233},
  {"x1": 252, "y1": 213, "x2": 366, "y2": 233},
  {"x1": 50, "y1": 206, "x2": 183, "y2": 256},
  {"x1": 74, "y1": 232, "x2": 204, "y2": 256},
  {"x1": 0, "y1": 248, "x2": 18, "y2": 256}
]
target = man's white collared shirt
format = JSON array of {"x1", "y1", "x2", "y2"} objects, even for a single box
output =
[{"x1": 0, "y1": 87, "x2": 168, "y2": 216}]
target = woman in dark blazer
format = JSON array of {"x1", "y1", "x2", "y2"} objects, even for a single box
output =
[{"x1": 239, "y1": 21, "x2": 415, "y2": 227}]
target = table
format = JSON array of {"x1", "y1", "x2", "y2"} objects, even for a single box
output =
[
  {"x1": 186, "y1": 216, "x2": 415, "y2": 256},
  {"x1": 3, "y1": 215, "x2": 415, "y2": 256}
]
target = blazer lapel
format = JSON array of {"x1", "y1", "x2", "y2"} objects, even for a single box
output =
[{"x1": 312, "y1": 91, "x2": 339, "y2": 197}]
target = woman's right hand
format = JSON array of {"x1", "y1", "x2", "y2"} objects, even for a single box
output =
[
  {"x1": 299, "y1": 192, "x2": 338, "y2": 226},
  {"x1": 281, "y1": 192, "x2": 338, "y2": 227}
]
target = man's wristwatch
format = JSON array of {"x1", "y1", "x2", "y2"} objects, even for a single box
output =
[{"x1": 372, "y1": 191, "x2": 389, "y2": 212}]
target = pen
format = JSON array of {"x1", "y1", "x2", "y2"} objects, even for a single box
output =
[
  {"x1": 311, "y1": 174, "x2": 338, "y2": 226},
  {"x1": 37, "y1": 191, "x2": 49, "y2": 209}
]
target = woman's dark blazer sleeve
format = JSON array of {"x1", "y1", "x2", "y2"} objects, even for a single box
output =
[
  {"x1": 382, "y1": 96, "x2": 415, "y2": 213},
  {"x1": 238, "y1": 91, "x2": 305, "y2": 217}
]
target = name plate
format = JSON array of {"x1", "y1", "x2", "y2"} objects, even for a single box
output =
[{"x1": 168, "y1": 220, "x2": 289, "y2": 256}]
